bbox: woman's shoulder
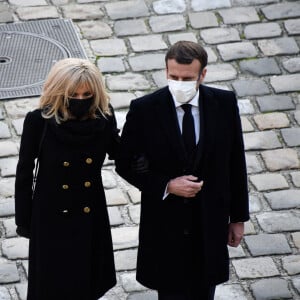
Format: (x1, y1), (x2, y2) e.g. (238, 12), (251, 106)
(24, 109), (45, 127)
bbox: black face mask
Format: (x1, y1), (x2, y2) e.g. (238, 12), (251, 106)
(68, 97), (94, 119)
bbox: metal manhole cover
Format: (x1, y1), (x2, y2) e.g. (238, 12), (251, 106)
(0, 19), (87, 100)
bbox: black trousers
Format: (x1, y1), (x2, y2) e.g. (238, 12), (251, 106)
(158, 286), (216, 300)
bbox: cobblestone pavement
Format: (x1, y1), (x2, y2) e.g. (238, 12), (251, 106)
(0, 0), (300, 299)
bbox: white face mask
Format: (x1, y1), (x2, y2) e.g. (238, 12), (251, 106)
(168, 79), (198, 104)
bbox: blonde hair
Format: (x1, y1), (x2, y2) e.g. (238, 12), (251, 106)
(39, 58), (110, 123)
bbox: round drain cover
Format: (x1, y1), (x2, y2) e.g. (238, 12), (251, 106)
(0, 31), (70, 91)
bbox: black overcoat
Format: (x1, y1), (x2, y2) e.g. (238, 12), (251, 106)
(116, 85), (249, 291)
(15, 109), (118, 300)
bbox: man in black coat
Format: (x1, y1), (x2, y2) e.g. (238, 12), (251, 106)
(116, 41), (249, 300)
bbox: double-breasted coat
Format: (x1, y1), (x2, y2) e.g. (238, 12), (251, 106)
(15, 108), (119, 300)
(116, 85), (249, 292)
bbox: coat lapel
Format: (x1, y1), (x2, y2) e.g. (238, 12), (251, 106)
(154, 88), (186, 167)
(193, 85), (219, 176)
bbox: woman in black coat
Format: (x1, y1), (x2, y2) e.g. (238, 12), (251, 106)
(15, 58), (119, 300)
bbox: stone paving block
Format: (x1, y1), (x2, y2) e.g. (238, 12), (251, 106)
(127, 290), (158, 300)
(244, 220), (256, 235)
(292, 232), (300, 249)
(201, 28), (240, 44)
(239, 58), (281, 76)
(191, 0), (231, 11)
(188, 12), (218, 29)
(271, 74), (300, 93)
(241, 117), (254, 132)
(292, 276), (300, 294)
(108, 206), (124, 226)
(0, 178), (15, 198)
(219, 7), (260, 24)
(114, 20), (148, 36)
(232, 79), (269, 97)
(246, 154), (263, 174)
(106, 73), (151, 91)
(4, 98), (39, 119)
(115, 110), (128, 130)
(105, 0), (149, 20)
(257, 211), (300, 233)
(0, 3), (13, 23)
(251, 278), (292, 300)
(129, 35), (167, 52)
(129, 204), (140, 224)
(205, 64), (237, 83)
(243, 131), (281, 150)
(97, 57), (125, 73)
(2, 237), (29, 259)
(249, 194), (262, 213)
(244, 22), (281, 39)
(129, 54), (165, 71)
(283, 57), (300, 73)
(291, 171), (300, 187)
(22, 260), (28, 276)
(238, 99), (255, 115)
(120, 272), (147, 292)
(258, 37), (299, 56)
(77, 20), (112, 39)
(3, 218), (17, 238)
(15, 283), (27, 300)
(168, 32), (197, 45)
(114, 249), (137, 271)
(232, 257), (279, 279)
(105, 187), (128, 206)
(218, 42), (257, 61)
(0, 261), (19, 283)
(205, 47), (218, 63)
(111, 226), (139, 250)
(295, 111), (300, 125)
(109, 92), (134, 109)
(0, 157), (18, 177)
(281, 128), (300, 147)
(152, 70), (167, 88)
(153, 0), (185, 14)
(250, 173), (288, 191)
(51, 0), (68, 4)
(285, 18), (300, 35)
(8, 0), (47, 5)
(16, 6), (59, 20)
(262, 2), (300, 20)
(90, 39), (127, 56)
(233, 0), (279, 4)
(215, 284), (248, 300)
(127, 187), (141, 204)
(0, 198), (15, 217)
(256, 95), (294, 113)
(63, 4), (105, 21)
(282, 255), (300, 275)
(0, 287), (10, 300)
(11, 118), (23, 136)
(0, 122), (11, 138)
(265, 190), (300, 210)
(253, 112), (289, 130)
(228, 245), (246, 258)
(261, 148), (299, 171)
(149, 15), (186, 33)
(244, 233), (291, 256)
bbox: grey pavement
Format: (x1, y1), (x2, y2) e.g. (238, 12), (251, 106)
(0, 0), (300, 299)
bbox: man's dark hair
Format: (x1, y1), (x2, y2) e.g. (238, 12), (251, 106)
(165, 41), (208, 69)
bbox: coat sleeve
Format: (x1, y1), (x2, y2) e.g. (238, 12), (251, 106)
(115, 100), (170, 200)
(229, 95), (249, 223)
(106, 104), (120, 160)
(15, 111), (44, 238)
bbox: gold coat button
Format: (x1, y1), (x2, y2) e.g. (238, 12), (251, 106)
(63, 161), (70, 167)
(62, 184), (69, 190)
(86, 158), (93, 164)
(83, 206), (91, 213)
(84, 181), (91, 188)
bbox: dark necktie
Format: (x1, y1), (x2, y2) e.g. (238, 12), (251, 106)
(181, 104), (196, 155)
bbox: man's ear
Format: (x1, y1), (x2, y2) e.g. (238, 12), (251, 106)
(199, 67), (207, 83)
